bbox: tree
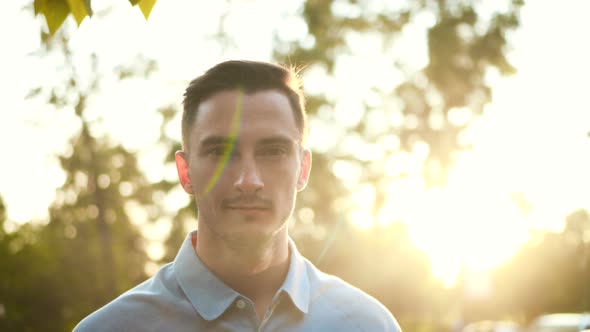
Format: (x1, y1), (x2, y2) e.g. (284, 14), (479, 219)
(0, 198), (64, 331)
(33, 0), (156, 35)
(0, 28), (165, 330)
(491, 209), (590, 322)
(272, 0), (524, 230)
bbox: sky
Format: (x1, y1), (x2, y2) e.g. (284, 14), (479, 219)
(0, 0), (589, 286)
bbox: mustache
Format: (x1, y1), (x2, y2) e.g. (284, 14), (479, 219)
(221, 195), (273, 209)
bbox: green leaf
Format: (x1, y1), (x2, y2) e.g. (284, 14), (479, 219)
(84, 0), (92, 15)
(128, 0), (140, 5)
(40, 0), (71, 35)
(33, 0), (44, 15)
(137, 0), (156, 19)
(66, 0), (90, 26)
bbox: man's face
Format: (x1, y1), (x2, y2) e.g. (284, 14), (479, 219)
(176, 89), (311, 247)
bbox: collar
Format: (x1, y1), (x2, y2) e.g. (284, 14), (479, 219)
(279, 237), (310, 314)
(173, 231), (310, 321)
(174, 231), (240, 321)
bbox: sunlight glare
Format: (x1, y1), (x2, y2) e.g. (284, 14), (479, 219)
(348, 209), (375, 231)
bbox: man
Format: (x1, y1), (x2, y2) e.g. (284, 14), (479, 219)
(74, 60), (401, 331)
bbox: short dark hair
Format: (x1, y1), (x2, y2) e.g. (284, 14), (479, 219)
(182, 60), (307, 151)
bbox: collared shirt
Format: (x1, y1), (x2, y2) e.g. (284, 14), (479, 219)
(74, 231), (401, 331)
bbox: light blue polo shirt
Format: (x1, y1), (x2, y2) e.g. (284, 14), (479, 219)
(74, 231), (401, 331)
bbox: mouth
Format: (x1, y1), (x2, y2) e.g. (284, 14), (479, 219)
(222, 196), (273, 216)
(224, 205), (272, 217)
(226, 206), (270, 211)
(223, 197), (272, 208)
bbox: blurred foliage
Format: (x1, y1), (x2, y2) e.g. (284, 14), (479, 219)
(5, 1), (590, 332)
(0, 27), (160, 330)
(273, 0), (525, 247)
(278, 0), (521, 171)
(486, 209), (590, 323)
(34, 0), (156, 35)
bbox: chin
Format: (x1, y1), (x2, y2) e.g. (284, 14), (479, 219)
(224, 221), (286, 248)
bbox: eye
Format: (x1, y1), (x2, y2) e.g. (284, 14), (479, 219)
(207, 146), (231, 157)
(259, 146), (287, 157)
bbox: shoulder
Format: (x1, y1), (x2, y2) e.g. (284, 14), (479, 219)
(304, 260), (402, 332)
(74, 263), (190, 332)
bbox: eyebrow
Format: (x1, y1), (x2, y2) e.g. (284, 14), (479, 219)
(198, 135), (296, 147)
(256, 136), (295, 146)
(199, 136), (236, 147)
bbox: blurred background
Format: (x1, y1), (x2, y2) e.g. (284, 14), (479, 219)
(1, 0), (589, 331)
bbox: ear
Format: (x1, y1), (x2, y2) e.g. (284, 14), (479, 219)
(296, 149), (312, 191)
(175, 151), (193, 194)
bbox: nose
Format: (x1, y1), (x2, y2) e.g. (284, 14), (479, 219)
(233, 161), (264, 193)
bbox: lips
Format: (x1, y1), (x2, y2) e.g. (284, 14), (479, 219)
(222, 196), (273, 211)
(225, 205), (272, 217)
(222, 199), (272, 217)
(226, 206), (269, 210)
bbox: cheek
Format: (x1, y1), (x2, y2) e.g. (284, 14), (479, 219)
(262, 163), (299, 187)
(277, 186), (298, 219)
(189, 162), (231, 196)
(263, 166), (300, 205)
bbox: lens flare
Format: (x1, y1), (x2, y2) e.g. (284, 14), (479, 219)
(201, 88), (244, 196)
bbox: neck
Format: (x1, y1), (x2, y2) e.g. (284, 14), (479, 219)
(195, 224), (291, 302)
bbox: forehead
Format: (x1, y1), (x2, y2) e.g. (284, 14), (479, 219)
(189, 89), (301, 146)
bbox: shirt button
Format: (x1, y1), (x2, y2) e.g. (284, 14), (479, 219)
(236, 299), (246, 309)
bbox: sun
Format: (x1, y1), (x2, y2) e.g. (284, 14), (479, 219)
(366, 149), (532, 287)
(405, 159), (530, 286)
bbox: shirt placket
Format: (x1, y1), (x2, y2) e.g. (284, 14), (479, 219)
(256, 295), (282, 332)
